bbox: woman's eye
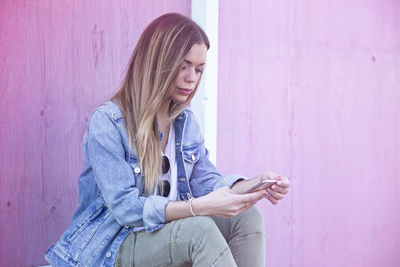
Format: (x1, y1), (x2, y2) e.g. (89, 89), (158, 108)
(195, 69), (203, 74)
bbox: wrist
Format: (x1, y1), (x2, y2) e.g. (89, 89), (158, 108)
(191, 197), (205, 216)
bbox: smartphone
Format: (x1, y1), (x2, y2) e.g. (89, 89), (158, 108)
(244, 179), (278, 194)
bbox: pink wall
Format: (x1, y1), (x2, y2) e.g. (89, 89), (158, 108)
(218, 0), (400, 266)
(2, 1), (399, 266)
(0, 1), (190, 266)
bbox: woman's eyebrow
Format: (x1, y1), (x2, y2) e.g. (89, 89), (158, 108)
(183, 59), (205, 66)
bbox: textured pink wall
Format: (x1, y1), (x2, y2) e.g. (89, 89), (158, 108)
(0, 1), (190, 266)
(218, 0), (400, 266)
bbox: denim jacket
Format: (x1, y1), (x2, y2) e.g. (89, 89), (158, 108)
(45, 101), (247, 267)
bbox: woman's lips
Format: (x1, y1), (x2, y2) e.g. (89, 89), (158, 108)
(178, 88), (193, 95)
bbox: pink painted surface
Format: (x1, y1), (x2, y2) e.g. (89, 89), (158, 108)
(0, 1), (190, 266)
(218, 0), (400, 266)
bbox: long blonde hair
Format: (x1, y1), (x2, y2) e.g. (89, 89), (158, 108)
(112, 13), (210, 195)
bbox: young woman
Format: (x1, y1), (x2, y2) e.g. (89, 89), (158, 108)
(45, 13), (290, 267)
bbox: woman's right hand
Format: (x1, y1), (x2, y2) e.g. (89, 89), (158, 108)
(192, 187), (265, 218)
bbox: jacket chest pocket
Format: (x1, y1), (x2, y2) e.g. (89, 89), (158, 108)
(183, 145), (200, 178)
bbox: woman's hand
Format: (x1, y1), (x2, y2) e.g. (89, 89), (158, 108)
(192, 187), (264, 218)
(258, 171), (291, 205)
(165, 172), (289, 222)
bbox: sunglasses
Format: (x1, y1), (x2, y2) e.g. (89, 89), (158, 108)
(158, 156), (170, 197)
(162, 155), (170, 174)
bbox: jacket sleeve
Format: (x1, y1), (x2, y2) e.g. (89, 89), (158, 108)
(189, 137), (249, 198)
(86, 109), (168, 232)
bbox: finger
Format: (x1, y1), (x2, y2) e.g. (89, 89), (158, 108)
(241, 201), (249, 211)
(231, 201), (250, 217)
(269, 171), (279, 177)
(238, 199), (248, 209)
(242, 196), (261, 212)
(265, 171), (279, 179)
(259, 171), (277, 180)
(245, 197), (260, 209)
(264, 191), (278, 205)
(232, 192), (263, 214)
(266, 188), (284, 200)
(270, 184), (288, 194)
(238, 190), (264, 203)
(276, 178), (291, 188)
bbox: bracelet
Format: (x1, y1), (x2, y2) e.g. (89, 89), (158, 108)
(187, 193), (197, 217)
(188, 198), (197, 216)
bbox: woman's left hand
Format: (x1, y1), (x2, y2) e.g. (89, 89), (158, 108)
(260, 172), (290, 205)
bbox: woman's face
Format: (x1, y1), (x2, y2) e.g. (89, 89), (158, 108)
(169, 43), (207, 103)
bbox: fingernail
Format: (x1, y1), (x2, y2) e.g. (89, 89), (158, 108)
(272, 185), (276, 190)
(277, 181), (282, 185)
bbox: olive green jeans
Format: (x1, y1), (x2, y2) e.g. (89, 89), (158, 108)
(114, 206), (265, 267)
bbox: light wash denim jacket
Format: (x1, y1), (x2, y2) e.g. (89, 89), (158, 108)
(45, 101), (246, 267)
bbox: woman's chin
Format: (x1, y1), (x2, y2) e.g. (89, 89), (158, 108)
(173, 95), (190, 104)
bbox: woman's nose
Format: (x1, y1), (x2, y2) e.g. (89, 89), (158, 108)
(184, 68), (196, 83)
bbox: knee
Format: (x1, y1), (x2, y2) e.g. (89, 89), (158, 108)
(236, 206), (265, 234)
(174, 217), (233, 266)
(188, 216), (220, 235)
(180, 216), (223, 243)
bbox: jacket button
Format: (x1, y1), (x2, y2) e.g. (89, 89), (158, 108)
(134, 167), (140, 174)
(191, 154), (195, 161)
(179, 177), (186, 182)
(106, 251), (112, 258)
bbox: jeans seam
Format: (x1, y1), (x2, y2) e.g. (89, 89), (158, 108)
(233, 232), (265, 242)
(209, 246), (232, 267)
(168, 240), (230, 267)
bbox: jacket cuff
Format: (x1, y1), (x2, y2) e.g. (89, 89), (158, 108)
(142, 195), (170, 232)
(213, 174), (249, 190)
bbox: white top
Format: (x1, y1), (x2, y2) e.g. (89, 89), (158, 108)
(159, 122), (178, 201)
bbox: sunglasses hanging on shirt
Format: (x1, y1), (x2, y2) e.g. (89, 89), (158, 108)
(158, 155), (171, 197)
(162, 155), (170, 174)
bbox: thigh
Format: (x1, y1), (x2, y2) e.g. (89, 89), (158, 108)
(210, 206), (265, 242)
(134, 221), (180, 267)
(114, 231), (136, 267)
(119, 216), (234, 267)
(114, 221), (178, 267)
(210, 206), (266, 267)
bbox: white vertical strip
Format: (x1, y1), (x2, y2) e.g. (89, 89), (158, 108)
(191, 0), (218, 165)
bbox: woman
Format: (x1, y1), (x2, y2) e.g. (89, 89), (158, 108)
(45, 13), (290, 267)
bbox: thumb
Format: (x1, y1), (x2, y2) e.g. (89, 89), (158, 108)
(239, 190), (264, 203)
